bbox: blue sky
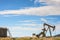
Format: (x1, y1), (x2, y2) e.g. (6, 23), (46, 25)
(0, 0), (60, 37)
(0, 0), (41, 10)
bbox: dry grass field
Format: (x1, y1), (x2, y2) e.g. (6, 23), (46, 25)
(0, 37), (60, 40)
(15, 37), (60, 40)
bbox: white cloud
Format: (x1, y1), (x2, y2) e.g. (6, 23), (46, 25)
(40, 0), (60, 3)
(0, 6), (60, 16)
(18, 20), (39, 24)
(34, 0), (46, 3)
(18, 20), (34, 23)
(8, 26), (42, 37)
(36, 0), (60, 6)
(0, 0), (60, 16)
(15, 23), (42, 27)
(8, 27), (41, 31)
(2, 14), (20, 17)
(40, 18), (48, 23)
(55, 22), (60, 31)
(52, 22), (60, 35)
(32, 0), (60, 16)
(34, 0), (39, 4)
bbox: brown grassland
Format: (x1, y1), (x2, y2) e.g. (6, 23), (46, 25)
(0, 37), (60, 40)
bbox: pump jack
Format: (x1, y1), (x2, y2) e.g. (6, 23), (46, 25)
(43, 23), (55, 37)
(32, 23), (55, 38)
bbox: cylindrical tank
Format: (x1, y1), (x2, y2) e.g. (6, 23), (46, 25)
(0, 28), (7, 37)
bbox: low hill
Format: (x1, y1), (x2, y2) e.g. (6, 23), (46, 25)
(54, 34), (60, 37)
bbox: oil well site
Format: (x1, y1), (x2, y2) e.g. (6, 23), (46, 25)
(0, 0), (60, 40)
(0, 23), (60, 40)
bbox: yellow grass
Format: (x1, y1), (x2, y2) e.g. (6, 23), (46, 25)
(0, 37), (13, 40)
(0, 37), (60, 40)
(15, 37), (60, 40)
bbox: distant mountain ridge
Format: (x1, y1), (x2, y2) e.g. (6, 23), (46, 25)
(54, 34), (60, 37)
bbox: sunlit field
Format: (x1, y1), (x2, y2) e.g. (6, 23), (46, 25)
(0, 37), (60, 40)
